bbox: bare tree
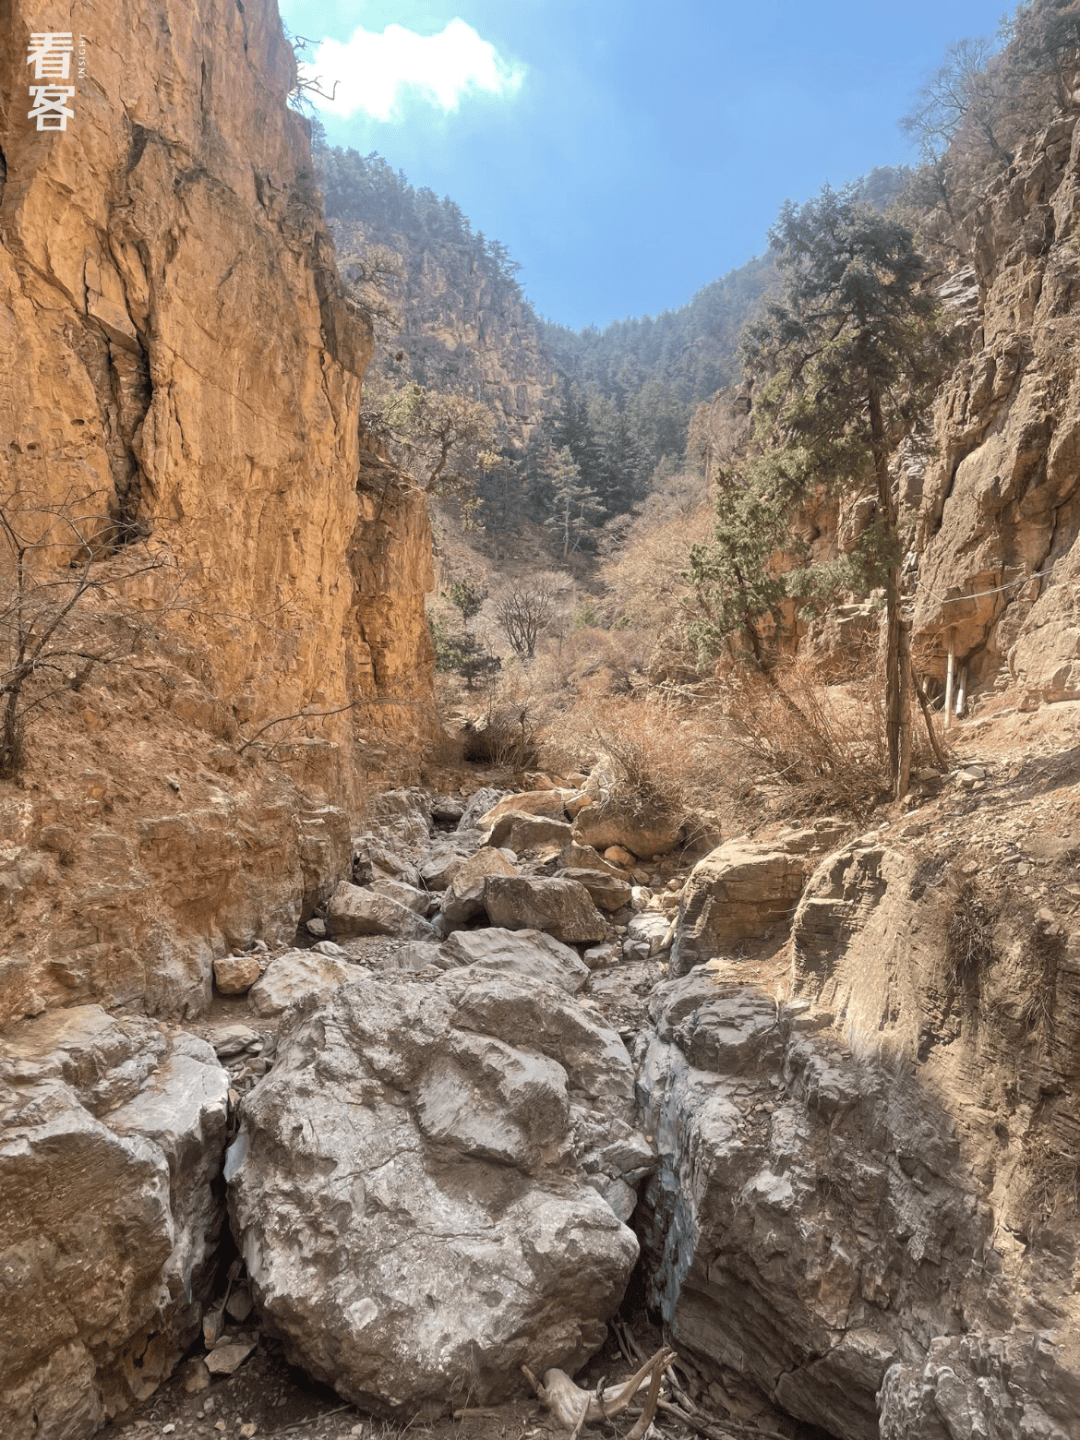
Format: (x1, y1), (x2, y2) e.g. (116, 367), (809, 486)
(0, 492), (175, 777)
(900, 36), (1007, 160)
(495, 587), (554, 664)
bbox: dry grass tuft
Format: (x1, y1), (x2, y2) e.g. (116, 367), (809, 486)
(944, 877), (998, 997)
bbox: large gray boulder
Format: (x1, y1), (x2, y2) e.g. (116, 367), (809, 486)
(561, 867), (633, 912)
(227, 971), (643, 1417)
(247, 948), (360, 1017)
(440, 847), (517, 927)
(326, 881), (434, 939)
(0, 1006), (228, 1439)
(479, 790), (571, 829)
(486, 811), (574, 852)
(439, 926), (590, 992)
(571, 798), (681, 859)
(483, 875), (608, 944)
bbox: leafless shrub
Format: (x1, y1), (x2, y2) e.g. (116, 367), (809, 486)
(0, 491), (176, 778)
(707, 656), (893, 818)
(495, 586), (553, 664)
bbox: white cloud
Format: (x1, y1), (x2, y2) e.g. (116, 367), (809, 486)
(305, 19), (525, 122)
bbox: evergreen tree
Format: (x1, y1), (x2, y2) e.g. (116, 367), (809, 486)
(543, 447), (604, 561)
(696, 184), (951, 797)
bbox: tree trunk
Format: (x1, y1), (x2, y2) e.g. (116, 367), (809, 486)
(867, 385), (908, 799)
(898, 619), (913, 799)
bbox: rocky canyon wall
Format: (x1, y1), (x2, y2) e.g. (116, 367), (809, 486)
(0, 0), (435, 1025)
(913, 112), (1080, 702)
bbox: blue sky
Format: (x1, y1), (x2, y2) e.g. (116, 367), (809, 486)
(278, 0), (1007, 329)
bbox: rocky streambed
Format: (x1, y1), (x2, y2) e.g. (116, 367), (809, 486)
(3, 774), (1078, 1440)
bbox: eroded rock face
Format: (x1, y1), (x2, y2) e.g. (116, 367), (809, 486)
(913, 113), (1080, 700)
(228, 970), (644, 1416)
(0, 1006), (229, 1437)
(671, 838), (813, 974)
(879, 1333), (1079, 1440)
(0, 0), (434, 1024)
(636, 975), (997, 1440)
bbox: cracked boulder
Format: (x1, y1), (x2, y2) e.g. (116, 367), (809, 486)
(0, 1006), (229, 1439)
(227, 968), (644, 1416)
(482, 875), (608, 944)
(636, 975), (996, 1440)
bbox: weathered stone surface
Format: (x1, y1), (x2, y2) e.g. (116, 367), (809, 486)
(560, 867), (634, 912)
(572, 800), (681, 859)
(637, 976), (995, 1440)
(911, 114), (1080, 701)
(326, 881), (434, 939)
(483, 875), (608, 944)
(0, 0), (437, 1026)
(671, 839), (811, 974)
(370, 876), (432, 915)
(227, 972), (641, 1415)
(479, 790), (571, 829)
(458, 788), (507, 831)
(213, 953), (266, 995)
(486, 811), (574, 852)
(247, 949), (358, 1017)
(0, 1006), (228, 1437)
(441, 847), (518, 927)
(879, 1333), (1079, 1440)
(439, 927), (590, 992)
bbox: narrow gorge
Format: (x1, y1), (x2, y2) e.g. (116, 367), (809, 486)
(3, 4), (1080, 1440)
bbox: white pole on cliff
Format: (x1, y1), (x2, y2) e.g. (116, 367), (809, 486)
(944, 647), (956, 729)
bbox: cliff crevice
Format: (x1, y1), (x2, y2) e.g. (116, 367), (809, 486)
(0, 0), (435, 1025)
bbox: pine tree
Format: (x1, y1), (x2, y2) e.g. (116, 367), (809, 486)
(543, 447), (604, 562)
(697, 184), (952, 797)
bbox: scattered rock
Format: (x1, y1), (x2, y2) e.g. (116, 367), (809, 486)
(213, 954), (265, 996)
(247, 950), (359, 1018)
(483, 875), (608, 944)
(440, 927), (590, 992)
